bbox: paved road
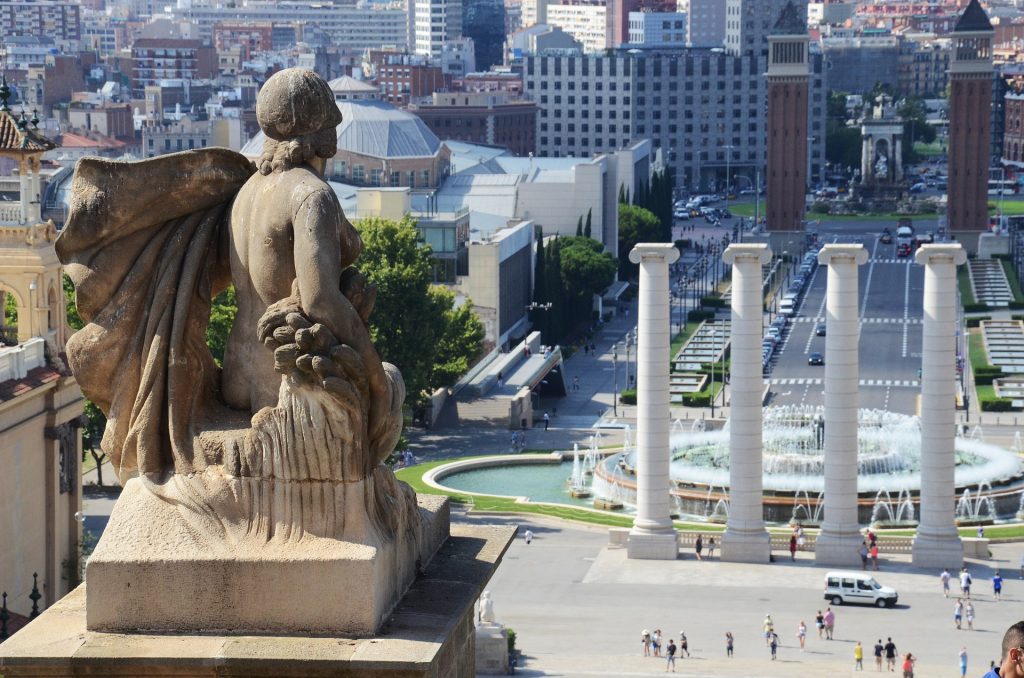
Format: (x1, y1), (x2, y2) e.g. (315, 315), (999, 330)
(478, 510), (1024, 677)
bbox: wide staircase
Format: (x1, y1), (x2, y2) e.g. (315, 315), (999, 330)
(968, 259), (1013, 307)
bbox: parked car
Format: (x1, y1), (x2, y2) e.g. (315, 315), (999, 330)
(880, 229), (893, 244)
(808, 352), (824, 365)
(824, 572), (898, 608)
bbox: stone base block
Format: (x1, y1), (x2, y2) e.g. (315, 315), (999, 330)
(720, 529), (771, 563)
(814, 531), (864, 567)
(475, 624), (509, 675)
(627, 530), (679, 560)
(85, 479), (451, 636)
(0, 523), (516, 678)
(912, 534), (964, 570)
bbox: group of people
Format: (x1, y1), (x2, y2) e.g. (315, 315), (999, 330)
(640, 629), (690, 672)
(857, 528), (882, 570)
(692, 534), (715, 560)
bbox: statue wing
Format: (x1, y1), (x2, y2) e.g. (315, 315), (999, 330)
(57, 148), (255, 482)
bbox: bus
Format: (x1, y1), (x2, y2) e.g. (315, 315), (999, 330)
(988, 179), (1017, 196)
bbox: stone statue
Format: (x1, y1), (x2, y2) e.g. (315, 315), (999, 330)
(55, 69), (442, 634)
(874, 152), (888, 179)
(479, 590), (496, 624)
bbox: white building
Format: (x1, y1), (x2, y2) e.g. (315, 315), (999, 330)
(440, 37), (477, 77)
(629, 11), (688, 47)
(546, 3), (607, 53)
(412, 0), (464, 58)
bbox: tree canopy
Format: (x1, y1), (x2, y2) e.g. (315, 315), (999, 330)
(618, 203), (663, 278)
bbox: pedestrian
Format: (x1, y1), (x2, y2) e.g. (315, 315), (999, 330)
(855, 641), (864, 671)
(770, 631), (779, 660)
(653, 629), (662, 657)
(797, 620), (807, 651)
(763, 614), (774, 646)
(868, 529), (878, 548)
(572, 375), (580, 392)
(859, 541), (869, 570)
(960, 568), (973, 598)
(665, 639), (677, 672)
(958, 646), (968, 678)
(497, 371), (504, 389)
(884, 637), (898, 671)
(789, 534), (797, 561)
(815, 610), (825, 638)
(1020, 552), (1024, 580)
(524, 529), (533, 545)
(965, 601), (975, 631)
(824, 607), (835, 640)
(725, 631), (734, 657)
(993, 570), (1003, 601)
(679, 631), (690, 658)
(954, 598), (964, 629)
(870, 543), (880, 570)
(983, 621), (1024, 678)
(941, 568), (952, 598)
(694, 534), (703, 561)
(707, 536), (716, 559)
(978, 525), (985, 538)
(901, 652), (915, 678)
(874, 639), (885, 671)
(642, 629), (651, 657)
(796, 524), (806, 550)
(543, 411), (550, 431)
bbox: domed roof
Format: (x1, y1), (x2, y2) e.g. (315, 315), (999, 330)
(240, 98), (441, 160)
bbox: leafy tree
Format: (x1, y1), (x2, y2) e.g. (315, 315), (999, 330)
(826, 91), (862, 171)
(560, 236), (616, 300)
(584, 208), (593, 239)
(206, 286), (237, 367)
(65, 275), (109, 484)
(354, 215), (484, 404)
(575, 215), (583, 236)
(64, 274), (82, 331)
(618, 203), (663, 278)
(899, 96), (936, 164)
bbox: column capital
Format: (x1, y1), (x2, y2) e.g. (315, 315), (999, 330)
(817, 243), (868, 266)
(629, 242), (680, 265)
(915, 243), (967, 266)
(722, 243), (772, 266)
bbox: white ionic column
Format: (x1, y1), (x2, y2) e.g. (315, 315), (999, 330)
(30, 158), (41, 222)
(18, 158), (29, 224)
(912, 244), (967, 568)
(815, 244), (868, 566)
(861, 135), (872, 181)
(626, 242), (680, 560)
(720, 244), (772, 563)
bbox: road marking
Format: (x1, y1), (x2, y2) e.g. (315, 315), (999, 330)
(860, 236), (880, 317)
(902, 261), (911, 358)
(769, 378), (920, 387)
(884, 385), (891, 409)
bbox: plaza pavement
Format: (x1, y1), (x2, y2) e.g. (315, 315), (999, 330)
(468, 508), (1024, 678)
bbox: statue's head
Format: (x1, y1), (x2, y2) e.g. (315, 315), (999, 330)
(256, 68), (342, 176)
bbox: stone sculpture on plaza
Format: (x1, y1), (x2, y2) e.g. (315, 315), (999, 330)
(56, 68), (446, 635)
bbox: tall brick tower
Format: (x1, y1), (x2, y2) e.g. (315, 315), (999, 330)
(947, 0), (993, 252)
(765, 1), (809, 242)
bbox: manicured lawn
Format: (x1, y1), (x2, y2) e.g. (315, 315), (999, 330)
(730, 201), (763, 218)
(669, 321), (700, 360)
(968, 330), (988, 371)
(1000, 259), (1024, 303)
(994, 199), (1024, 216)
(958, 265), (976, 306)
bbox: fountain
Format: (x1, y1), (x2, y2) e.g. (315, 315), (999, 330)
(1014, 431), (1023, 455)
(568, 443), (592, 498)
(1018, 490), (1024, 521)
(870, 489), (917, 528)
(791, 490), (824, 527)
(955, 483), (998, 525)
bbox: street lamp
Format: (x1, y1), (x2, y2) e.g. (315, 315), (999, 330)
(612, 346), (619, 417)
(723, 144), (734, 216)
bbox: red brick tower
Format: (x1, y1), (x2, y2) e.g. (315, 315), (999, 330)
(766, 1), (809, 236)
(947, 0), (993, 251)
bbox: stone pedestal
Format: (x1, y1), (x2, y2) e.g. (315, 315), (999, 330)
(815, 244), (868, 566)
(475, 624), (509, 675)
(720, 243), (772, 563)
(912, 244), (967, 569)
(0, 522), (516, 678)
(626, 243), (680, 561)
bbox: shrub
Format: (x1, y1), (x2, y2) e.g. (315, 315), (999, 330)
(963, 303), (991, 314)
(688, 309), (715, 322)
(966, 316), (992, 328)
(1008, 301), (1024, 310)
(674, 239), (692, 250)
(980, 397), (1016, 412)
(810, 201), (831, 214)
(682, 392), (712, 407)
(507, 628), (517, 654)
(701, 296), (727, 308)
(619, 389), (637, 405)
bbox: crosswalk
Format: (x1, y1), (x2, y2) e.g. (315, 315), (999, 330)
(768, 378), (920, 387)
(869, 258), (913, 264)
(790, 317), (921, 325)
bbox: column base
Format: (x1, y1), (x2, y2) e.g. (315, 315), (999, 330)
(720, 528), (771, 563)
(627, 529), (679, 560)
(814, 530), (864, 567)
(912, 533), (963, 570)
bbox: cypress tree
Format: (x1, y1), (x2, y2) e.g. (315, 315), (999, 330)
(584, 208), (593, 239)
(576, 215), (583, 236)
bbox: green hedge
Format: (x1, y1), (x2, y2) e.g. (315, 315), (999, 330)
(619, 389), (637, 405)
(980, 397), (1016, 412)
(1010, 302), (1024, 310)
(701, 296), (727, 308)
(963, 303), (992, 313)
(688, 309), (716, 322)
(682, 392), (712, 407)
(966, 316), (992, 328)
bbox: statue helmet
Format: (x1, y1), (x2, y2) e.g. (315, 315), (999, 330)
(256, 68), (343, 141)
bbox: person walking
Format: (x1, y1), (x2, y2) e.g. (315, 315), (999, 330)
(642, 629), (651, 657)
(694, 534), (703, 561)
(1020, 552), (1024, 580)
(679, 632), (690, 658)
(797, 620), (807, 651)
(870, 543), (880, 570)
(983, 621), (1024, 678)
(874, 639), (885, 671)
(854, 641), (864, 671)
(543, 411), (550, 431)
(965, 600), (975, 631)
(993, 570), (1003, 601)
(665, 639), (677, 672)
(725, 631), (734, 657)
(769, 631), (780, 660)
(816, 610), (825, 639)
(763, 614), (774, 646)
(960, 567), (972, 598)
(958, 646), (968, 678)
(524, 529), (533, 544)
(652, 629), (662, 657)
(954, 599), (964, 629)
(901, 652), (915, 678)
(859, 541), (869, 570)
(884, 637), (898, 672)
(941, 568), (952, 598)
(824, 607), (836, 640)
(707, 536), (716, 559)
(789, 534), (797, 561)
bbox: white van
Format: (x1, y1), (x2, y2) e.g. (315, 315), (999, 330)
(778, 298), (795, 316)
(824, 571), (898, 608)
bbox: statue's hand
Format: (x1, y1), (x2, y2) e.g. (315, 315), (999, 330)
(339, 267), (376, 324)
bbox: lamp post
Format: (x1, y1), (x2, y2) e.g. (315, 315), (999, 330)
(612, 345), (619, 417)
(723, 144), (734, 215)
